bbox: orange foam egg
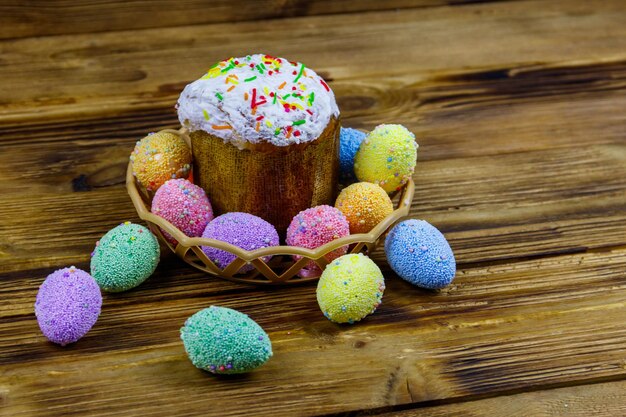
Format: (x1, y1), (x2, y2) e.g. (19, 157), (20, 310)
(130, 131), (192, 191)
(335, 182), (393, 234)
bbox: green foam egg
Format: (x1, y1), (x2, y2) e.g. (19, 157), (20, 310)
(90, 222), (160, 292)
(180, 306), (273, 374)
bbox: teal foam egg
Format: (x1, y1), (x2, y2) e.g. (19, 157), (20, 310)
(90, 222), (160, 292)
(180, 306), (273, 374)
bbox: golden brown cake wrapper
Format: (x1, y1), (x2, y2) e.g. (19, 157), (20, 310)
(191, 117), (340, 236)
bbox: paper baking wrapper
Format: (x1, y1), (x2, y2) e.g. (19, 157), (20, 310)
(191, 117), (340, 235)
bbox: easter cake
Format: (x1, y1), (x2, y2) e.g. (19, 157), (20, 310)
(126, 53), (420, 283)
(177, 54), (340, 234)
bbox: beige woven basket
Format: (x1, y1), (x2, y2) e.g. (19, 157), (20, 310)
(127, 128), (415, 285)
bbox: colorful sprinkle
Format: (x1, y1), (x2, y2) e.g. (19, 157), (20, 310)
(293, 63), (305, 83)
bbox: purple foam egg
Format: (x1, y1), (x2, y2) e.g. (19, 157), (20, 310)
(201, 212), (279, 273)
(35, 266), (102, 346)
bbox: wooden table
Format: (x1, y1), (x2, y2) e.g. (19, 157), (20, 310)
(2, 1), (626, 416)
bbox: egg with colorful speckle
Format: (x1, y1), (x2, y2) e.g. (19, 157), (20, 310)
(354, 124), (418, 193)
(335, 182), (394, 234)
(286, 205), (350, 277)
(201, 212), (279, 273)
(180, 306), (272, 374)
(130, 131), (192, 191)
(385, 219), (456, 289)
(90, 222), (160, 292)
(339, 127), (366, 183)
(152, 179), (213, 245)
(316, 253), (385, 324)
(35, 267), (102, 346)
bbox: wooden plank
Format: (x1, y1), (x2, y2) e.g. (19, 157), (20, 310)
(377, 380), (626, 416)
(1, 0), (625, 122)
(0, 0), (441, 40)
(2, 248), (626, 416)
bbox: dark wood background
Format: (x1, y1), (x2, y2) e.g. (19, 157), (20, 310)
(1, 1), (625, 416)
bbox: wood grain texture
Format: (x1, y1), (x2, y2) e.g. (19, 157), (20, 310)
(1, 0), (625, 122)
(1, 0), (626, 416)
(378, 380), (626, 416)
(0, 0), (460, 40)
(2, 248), (626, 416)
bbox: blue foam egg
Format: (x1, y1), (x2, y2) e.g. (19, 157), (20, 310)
(339, 127), (366, 182)
(384, 219), (456, 289)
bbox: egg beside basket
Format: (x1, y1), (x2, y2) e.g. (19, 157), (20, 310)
(127, 127), (415, 285)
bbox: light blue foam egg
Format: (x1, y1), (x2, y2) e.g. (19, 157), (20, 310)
(384, 219), (456, 289)
(339, 127), (366, 183)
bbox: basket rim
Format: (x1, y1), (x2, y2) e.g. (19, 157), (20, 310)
(126, 129), (415, 263)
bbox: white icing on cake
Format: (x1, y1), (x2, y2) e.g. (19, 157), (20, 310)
(177, 54), (340, 148)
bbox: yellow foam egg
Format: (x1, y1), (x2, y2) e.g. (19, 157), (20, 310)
(335, 182), (393, 234)
(316, 253), (385, 324)
(130, 131), (192, 191)
(354, 124), (418, 193)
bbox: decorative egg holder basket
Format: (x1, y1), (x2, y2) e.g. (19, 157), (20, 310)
(127, 127), (415, 285)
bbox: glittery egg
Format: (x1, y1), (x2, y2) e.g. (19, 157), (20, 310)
(339, 127), (366, 182)
(316, 253), (385, 324)
(335, 182), (394, 234)
(90, 222), (160, 292)
(130, 131), (192, 192)
(152, 179), (213, 245)
(180, 306), (272, 374)
(354, 124), (418, 193)
(201, 212), (279, 273)
(385, 219), (456, 289)
(286, 205), (350, 276)
(35, 267), (102, 346)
